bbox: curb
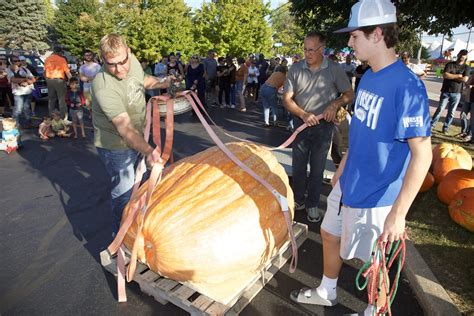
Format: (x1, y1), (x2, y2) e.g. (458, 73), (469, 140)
(403, 240), (461, 316)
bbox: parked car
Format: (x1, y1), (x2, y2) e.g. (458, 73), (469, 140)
(21, 54), (48, 102)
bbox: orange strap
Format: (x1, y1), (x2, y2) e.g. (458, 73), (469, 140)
(108, 94), (175, 302)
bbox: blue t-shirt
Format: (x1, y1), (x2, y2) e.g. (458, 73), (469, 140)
(340, 60), (431, 208)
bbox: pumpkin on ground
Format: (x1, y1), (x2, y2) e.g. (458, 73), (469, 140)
(448, 187), (474, 232)
(419, 172), (435, 193)
(433, 157), (463, 184)
(437, 169), (474, 204)
(432, 143), (473, 171)
(121, 142), (294, 303)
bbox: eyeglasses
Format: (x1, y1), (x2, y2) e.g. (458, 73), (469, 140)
(103, 52), (129, 68)
(12, 60), (21, 63)
(303, 43), (325, 54)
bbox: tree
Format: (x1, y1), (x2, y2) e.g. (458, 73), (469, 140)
(97, 0), (195, 62)
(0, 0), (49, 51)
(51, 0), (194, 61)
(289, 0), (474, 50)
(270, 2), (304, 57)
(192, 0), (273, 57)
(53, 0), (101, 57)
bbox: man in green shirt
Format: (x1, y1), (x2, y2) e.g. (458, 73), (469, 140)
(92, 33), (170, 235)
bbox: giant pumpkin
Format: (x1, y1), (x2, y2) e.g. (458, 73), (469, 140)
(432, 143), (472, 171)
(437, 169), (474, 204)
(121, 142), (294, 303)
(448, 187), (474, 232)
(433, 157), (463, 184)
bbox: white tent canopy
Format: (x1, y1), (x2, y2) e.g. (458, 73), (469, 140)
(444, 38), (474, 61)
(422, 38), (474, 60)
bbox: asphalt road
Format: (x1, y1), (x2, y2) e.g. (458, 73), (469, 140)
(0, 88), (430, 315)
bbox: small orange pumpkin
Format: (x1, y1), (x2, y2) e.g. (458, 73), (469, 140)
(437, 169), (474, 204)
(419, 172), (434, 193)
(448, 187), (474, 232)
(432, 143), (472, 171)
(433, 157), (463, 184)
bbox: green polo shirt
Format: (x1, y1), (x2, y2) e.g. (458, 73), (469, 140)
(284, 57), (351, 115)
(92, 54), (146, 150)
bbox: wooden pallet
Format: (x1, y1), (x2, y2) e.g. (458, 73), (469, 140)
(100, 221), (308, 315)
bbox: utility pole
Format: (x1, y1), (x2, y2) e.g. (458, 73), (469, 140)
(467, 28), (472, 50)
(439, 35), (445, 59)
(417, 31), (422, 63)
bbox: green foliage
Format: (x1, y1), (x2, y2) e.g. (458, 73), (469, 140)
(289, 0), (474, 51)
(53, 0), (101, 57)
(421, 46), (430, 60)
(98, 0), (195, 62)
(270, 3), (304, 57)
(52, 0), (194, 62)
(43, 0), (55, 26)
(192, 0), (273, 58)
(0, 0), (49, 51)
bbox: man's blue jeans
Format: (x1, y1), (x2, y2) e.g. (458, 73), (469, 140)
(260, 84), (278, 124)
(460, 101), (474, 136)
(97, 147), (139, 235)
(13, 93), (32, 126)
(292, 119), (333, 209)
(431, 92), (461, 131)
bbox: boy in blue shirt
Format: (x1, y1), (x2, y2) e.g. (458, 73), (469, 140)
(290, 1), (433, 315)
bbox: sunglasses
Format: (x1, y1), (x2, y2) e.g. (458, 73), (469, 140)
(12, 60), (21, 63)
(103, 52), (129, 68)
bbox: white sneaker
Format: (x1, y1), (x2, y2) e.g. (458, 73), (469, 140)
(231, 104), (236, 109)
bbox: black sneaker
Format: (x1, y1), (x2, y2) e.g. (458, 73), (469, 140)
(307, 207), (322, 223)
(294, 202), (305, 211)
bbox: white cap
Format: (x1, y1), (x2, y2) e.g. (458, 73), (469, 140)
(19, 56), (26, 61)
(334, 0), (397, 33)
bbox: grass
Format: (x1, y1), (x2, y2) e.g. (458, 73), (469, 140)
(406, 123), (474, 315)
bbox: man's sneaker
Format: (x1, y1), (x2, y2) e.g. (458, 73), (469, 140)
(230, 104), (236, 109)
(455, 132), (468, 138)
(307, 207), (322, 223)
(294, 202), (305, 211)
(462, 135), (472, 142)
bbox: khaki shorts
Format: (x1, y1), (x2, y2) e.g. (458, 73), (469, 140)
(321, 181), (392, 261)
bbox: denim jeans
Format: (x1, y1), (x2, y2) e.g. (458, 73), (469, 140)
(292, 119), (333, 209)
(460, 101), (474, 135)
(260, 84), (278, 124)
(13, 93), (32, 126)
(431, 92), (461, 130)
(230, 83), (236, 106)
(97, 147), (139, 235)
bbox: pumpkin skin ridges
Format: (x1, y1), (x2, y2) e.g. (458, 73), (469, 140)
(448, 187), (474, 232)
(432, 143), (473, 171)
(122, 142), (294, 283)
(437, 169), (474, 205)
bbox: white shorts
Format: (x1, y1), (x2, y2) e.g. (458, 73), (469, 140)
(321, 182), (392, 262)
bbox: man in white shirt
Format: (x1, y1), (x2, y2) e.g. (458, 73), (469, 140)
(79, 49), (101, 112)
(6, 57), (35, 127)
(401, 52), (425, 79)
